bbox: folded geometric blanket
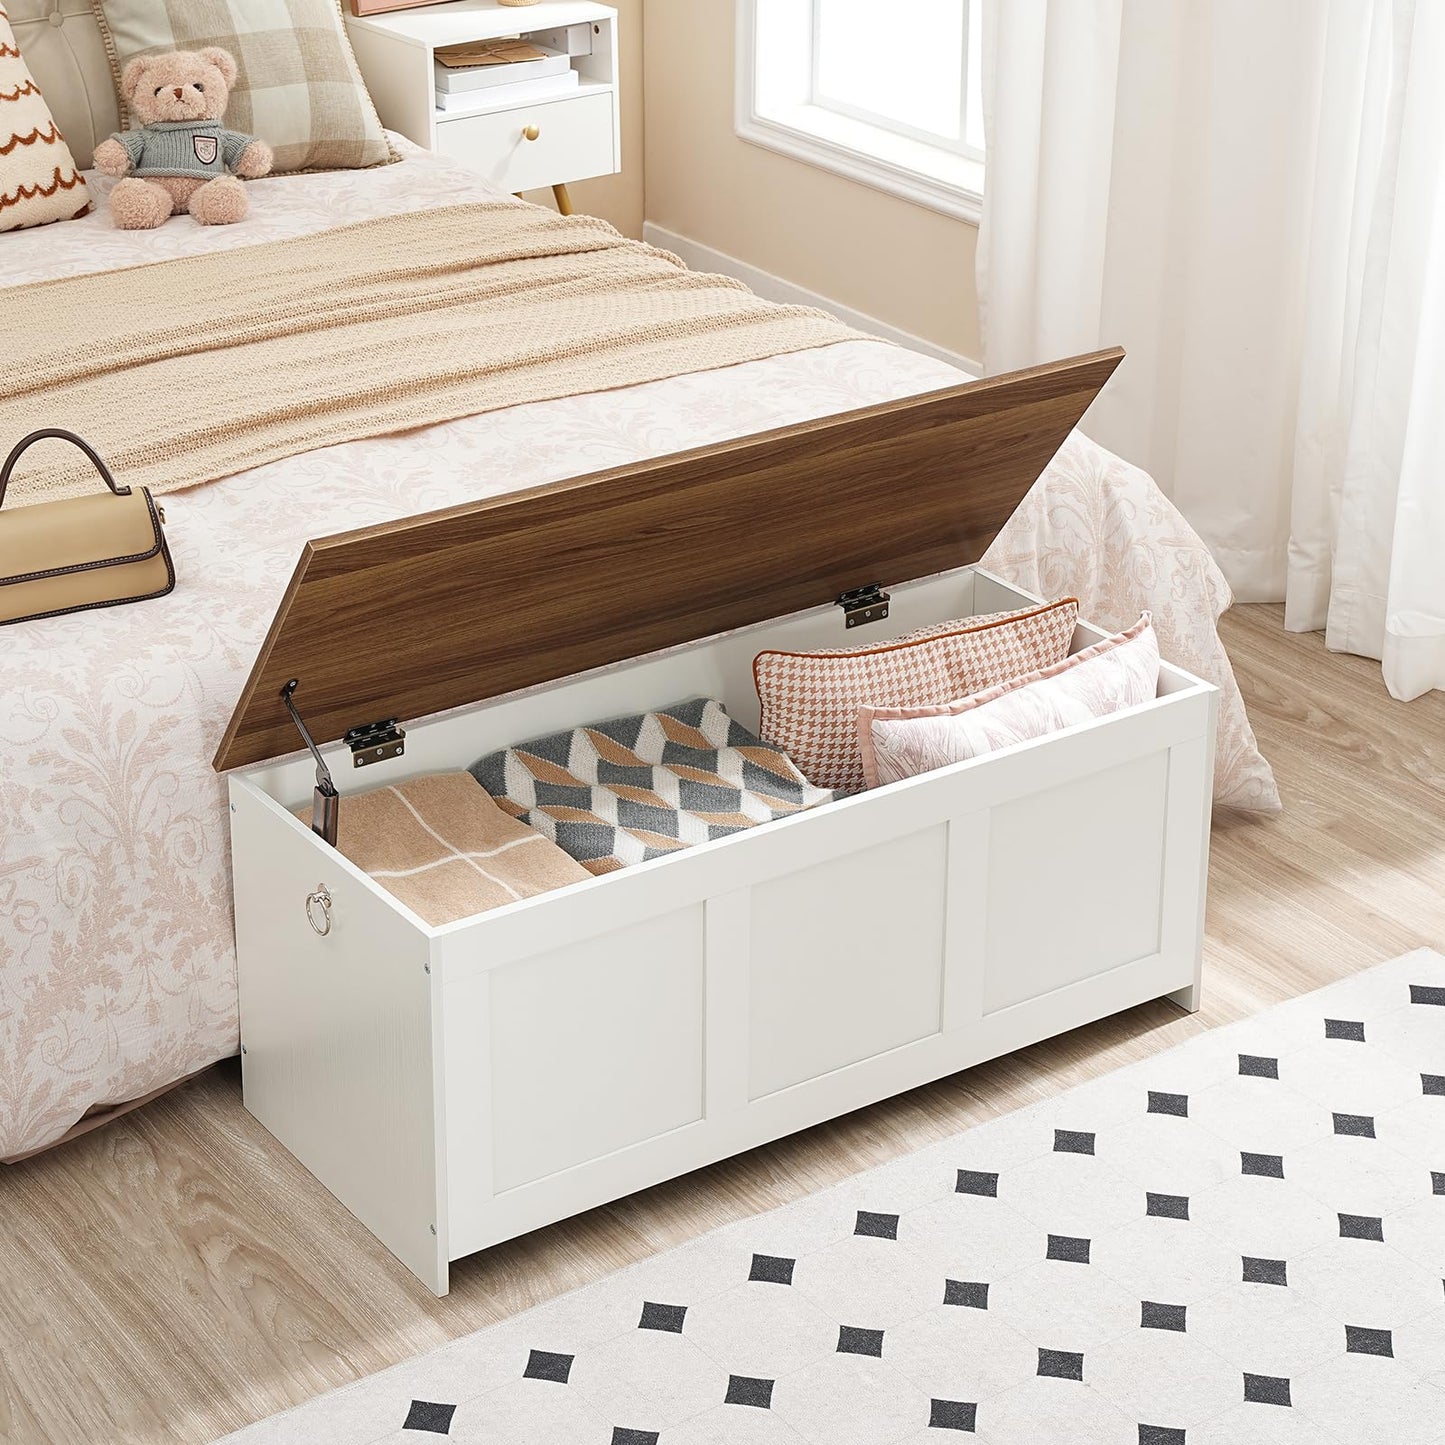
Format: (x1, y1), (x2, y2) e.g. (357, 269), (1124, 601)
(470, 698), (835, 875)
(299, 771), (590, 926)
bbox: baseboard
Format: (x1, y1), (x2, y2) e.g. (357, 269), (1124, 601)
(642, 223), (981, 376)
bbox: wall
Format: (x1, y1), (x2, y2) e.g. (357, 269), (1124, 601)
(641, 0), (981, 366)
(548, 0), (644, 233)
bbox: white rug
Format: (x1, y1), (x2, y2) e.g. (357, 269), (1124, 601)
(224, 950), (1445, 1445)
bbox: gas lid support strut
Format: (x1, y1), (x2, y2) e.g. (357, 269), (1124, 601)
(281, 679), (340, 847)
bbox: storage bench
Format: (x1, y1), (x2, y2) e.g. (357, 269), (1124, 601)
(219, 350), (1217, 1294)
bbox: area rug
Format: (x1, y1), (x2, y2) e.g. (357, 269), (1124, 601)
(224, 951), (1445, 1444)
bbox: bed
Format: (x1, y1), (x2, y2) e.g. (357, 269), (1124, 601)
(0, 127), (1277, 1162)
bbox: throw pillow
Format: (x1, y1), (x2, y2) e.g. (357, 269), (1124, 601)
(90, 0), (394, 172)
(754, 598), (1080, 793)
(858, 613), (1161, 788)
(0, 3), (89, 231)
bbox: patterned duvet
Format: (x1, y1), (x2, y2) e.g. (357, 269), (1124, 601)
(0, 139), (1275, 1159)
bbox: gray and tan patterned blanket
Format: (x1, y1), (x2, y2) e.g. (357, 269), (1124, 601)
(470, 698), (834, 875)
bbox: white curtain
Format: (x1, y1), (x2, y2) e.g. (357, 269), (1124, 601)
(978, 0), (1445, 699)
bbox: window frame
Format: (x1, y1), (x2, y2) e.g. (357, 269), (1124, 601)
(735, 0), (984, 224)
(808, 0), (982, 164)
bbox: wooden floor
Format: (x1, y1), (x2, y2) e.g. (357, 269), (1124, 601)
(2, 605), (1443, 1445)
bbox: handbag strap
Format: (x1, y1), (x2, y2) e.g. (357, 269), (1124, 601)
(0, 429), (132, 510)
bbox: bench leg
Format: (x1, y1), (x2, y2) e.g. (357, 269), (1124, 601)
(1167, 980), (1202, 1013)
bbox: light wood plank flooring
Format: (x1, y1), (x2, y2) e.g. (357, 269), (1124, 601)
(2, 605), (1442, 1445)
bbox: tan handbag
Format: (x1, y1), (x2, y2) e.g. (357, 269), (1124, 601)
(0, 429), (174, 627)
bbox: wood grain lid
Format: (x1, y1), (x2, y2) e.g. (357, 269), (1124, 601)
(214, 347), (1123, 771)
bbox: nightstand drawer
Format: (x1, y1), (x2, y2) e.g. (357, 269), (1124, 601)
(436, 92), (615, 193)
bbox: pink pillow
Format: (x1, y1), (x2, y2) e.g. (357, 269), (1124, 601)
(754, 598), (1080, 792)
(858, 614), (1160, 788)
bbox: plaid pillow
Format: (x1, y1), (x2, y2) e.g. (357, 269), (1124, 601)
(90, 0), (394, 172)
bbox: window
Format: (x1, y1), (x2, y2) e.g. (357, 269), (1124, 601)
(737, 0), (984, 221)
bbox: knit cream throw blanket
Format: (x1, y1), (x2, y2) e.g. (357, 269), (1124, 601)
(3, 202), (860, 505)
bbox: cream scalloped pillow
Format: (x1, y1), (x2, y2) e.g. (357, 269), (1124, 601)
(859, 614), (1161, 788)
(0, 4), (90, 231)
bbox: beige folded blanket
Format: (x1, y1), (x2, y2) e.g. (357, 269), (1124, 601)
(3, 201), (859, 505)
(301, 771), (590, 926)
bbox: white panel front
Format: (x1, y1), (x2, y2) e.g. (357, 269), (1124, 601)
(487, 905), (706, 1192)
(747, 826), (947, 1099)
(982, 752), (1168, 1014)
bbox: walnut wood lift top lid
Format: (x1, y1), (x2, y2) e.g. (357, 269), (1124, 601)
(215, 347), (1123, 771)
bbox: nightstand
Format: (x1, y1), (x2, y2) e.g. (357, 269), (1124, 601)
(345, 0), (621, 216)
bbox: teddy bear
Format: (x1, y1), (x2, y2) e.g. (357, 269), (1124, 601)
(92, 47), (272, 229)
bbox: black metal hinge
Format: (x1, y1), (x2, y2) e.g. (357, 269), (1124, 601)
(835, 582), (891, 629)
(344, 718), (406, 768)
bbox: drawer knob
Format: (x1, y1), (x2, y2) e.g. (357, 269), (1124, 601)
(306, 885), (333, 937)
(522, 124), (540, 142)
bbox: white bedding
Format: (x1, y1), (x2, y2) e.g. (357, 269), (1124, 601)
(0, 139), (1275, 1160)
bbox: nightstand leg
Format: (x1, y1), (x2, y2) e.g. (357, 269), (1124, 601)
(552, 183), (574, 217)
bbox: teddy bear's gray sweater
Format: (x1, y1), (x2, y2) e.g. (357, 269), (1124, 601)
(118, 120), (256, 180)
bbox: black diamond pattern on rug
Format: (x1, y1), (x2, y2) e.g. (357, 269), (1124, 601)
(1046, 1234), (1091, 1263)
(1333, 1112), (1375, 1137)
(1243, 1373), (1292, 1406)
(402, 1400), (456, 1434)
(1140, 1301), (1187, 1332)
(928, 1398), (978, 1431)
(836, 1325), (884, 1356)
(1146, 1192), (1189, 1219)
(523, 1350), (574, 1384)
(1242, 1256), (1288, 1286)
(247, 952), (1445, 1445)
(1238, 1054), (1279, 1078)
(1339, 1212), (1385, 1241)
(943, 1279), (989, 1309)
(1345, 1325), (1393, 1356)
(854, 1210), (899, 1239)
(638, 1301), (686, 1333)
(1241, 1152), (1285, 1177)
(956, 1169), (999, 1196)
(724, 1375), (773, 1408)
(1037, 1348), (1084, 1381)
(749, 1253), (795, 1285)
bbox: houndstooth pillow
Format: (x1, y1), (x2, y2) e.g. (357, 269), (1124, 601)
(754, 599), (1080, 793)
(91, 0), (394, 172)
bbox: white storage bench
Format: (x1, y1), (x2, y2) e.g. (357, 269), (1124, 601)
(218, 350), (1217, 1294)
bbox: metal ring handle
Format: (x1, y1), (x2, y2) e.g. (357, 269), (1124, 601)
(306, 885), (332, 937)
